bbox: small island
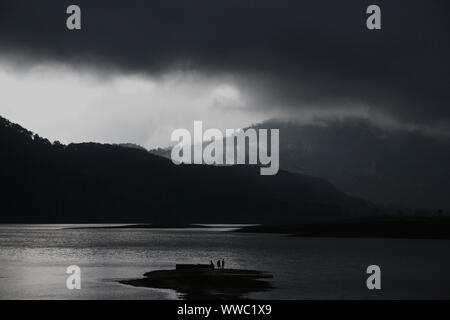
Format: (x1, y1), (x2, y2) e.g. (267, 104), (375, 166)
(119, 266), (273, 299)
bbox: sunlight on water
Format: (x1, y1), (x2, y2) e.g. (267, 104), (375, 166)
(0, 225), (449, 299)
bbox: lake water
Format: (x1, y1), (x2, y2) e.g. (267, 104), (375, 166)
(0, 224), (449, 299)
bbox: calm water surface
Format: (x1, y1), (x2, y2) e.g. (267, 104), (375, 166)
(0, 224), (449, 299)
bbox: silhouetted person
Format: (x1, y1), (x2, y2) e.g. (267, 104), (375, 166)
(210, 260), (214, 268)
(222, 259), (225, 269)
(217, 260), (221, 269)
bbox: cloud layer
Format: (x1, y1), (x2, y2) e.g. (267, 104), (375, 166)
(0, 0), (449, 140)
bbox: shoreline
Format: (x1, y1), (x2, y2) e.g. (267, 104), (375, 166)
(63, 223), (214, 230)
(235, 216), (450, 239)
(58, 216), (450, 239)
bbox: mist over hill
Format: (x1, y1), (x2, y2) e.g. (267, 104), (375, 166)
(253, 118), (450, 212)
(0, 116), (377, 223)
(150, 118), (450, 213)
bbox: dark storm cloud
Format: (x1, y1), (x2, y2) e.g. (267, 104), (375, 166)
(0, 0), (449, 129)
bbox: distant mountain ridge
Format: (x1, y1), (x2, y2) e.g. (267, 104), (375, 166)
(149, 118), (450, 213)
(0, 115), (377, 223)
(253, 118), (450, 212)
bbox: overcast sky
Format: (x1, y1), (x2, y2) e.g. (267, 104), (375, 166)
(0, 0), (448, 148)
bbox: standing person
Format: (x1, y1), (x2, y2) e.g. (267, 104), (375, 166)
(210, 260), (214, 268)
(222, 259), (225, 269)
(217, 260), (221, 269)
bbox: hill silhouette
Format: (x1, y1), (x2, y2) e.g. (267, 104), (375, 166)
(151, 119), (450, 213)
(251, 119), (450, 212)
(0, 116), (378, 223)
